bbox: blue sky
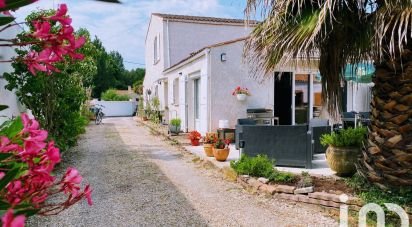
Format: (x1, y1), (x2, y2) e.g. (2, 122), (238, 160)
(15, 0), (254, 70)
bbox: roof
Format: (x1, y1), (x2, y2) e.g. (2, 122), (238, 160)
(152, 13), (259, 25)
(163, 37), (248, 73)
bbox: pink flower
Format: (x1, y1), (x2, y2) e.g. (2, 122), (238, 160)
(1, 209), (25, 227)
(0, 172), (5, 180)
(45, 141), (61, 164)
(84, 185), (93, 206)
(0, 0), (5, 8)
(48, 4), (72, 26)
(61, 167), (83, 196)
(32, 21), (52, 39)
(0, 137), (19, 153)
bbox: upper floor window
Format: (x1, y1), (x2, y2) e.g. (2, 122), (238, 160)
(153, 34), (160, 64)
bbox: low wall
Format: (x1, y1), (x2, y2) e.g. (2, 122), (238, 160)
(95, 101), (137, 117)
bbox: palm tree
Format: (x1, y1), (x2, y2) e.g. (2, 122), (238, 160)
(245, 0), (412, 189)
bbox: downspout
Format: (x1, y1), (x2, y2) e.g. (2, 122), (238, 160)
(166, 19), (171, 68)
(206, 49), (212, 132)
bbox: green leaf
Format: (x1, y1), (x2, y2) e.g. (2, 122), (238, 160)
(0, 16), (15, 26)
(14, 208), (39, 217)
(0, 166), (22, 189)
(0, 153), (13, 162)
(0, 105), (8, 111)
(0, 116), (23, 138)
(0, 201), (11, 210)
(1, 0), (36, 12)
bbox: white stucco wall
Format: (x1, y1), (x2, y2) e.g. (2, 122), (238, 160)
(209, 41), (274, 131)
(168, 21), (252, 66)
(0, 24), (25, 124)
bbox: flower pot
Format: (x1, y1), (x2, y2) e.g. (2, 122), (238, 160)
(191, 139), (200, 146)
(142, 116), (148, 121)
(203, 144), (214, 157)
(213, 147), (230, 162)
(325, 146), (360, 177)
(236, 94), (247, 101)
(169, 124), (181, 135)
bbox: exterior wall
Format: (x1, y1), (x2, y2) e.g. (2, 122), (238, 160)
(209, 41), (274, 131)
(144, 15), (166, 98)
(165, 53), (207, 134)
(95, 101), (137, 117)
(168, 21), (252, 66)
(0, 25), (25, 124)
(346, 81), (373, 112)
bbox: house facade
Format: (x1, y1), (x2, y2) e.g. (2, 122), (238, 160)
(0, 24), (25, 124)
(144, 13), (371, 135)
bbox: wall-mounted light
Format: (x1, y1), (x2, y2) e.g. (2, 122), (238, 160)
(158, 81), (162, 85)
(221, 53), (227, 62)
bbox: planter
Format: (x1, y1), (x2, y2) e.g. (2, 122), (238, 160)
(236, 94), (247, 101)
(142, 116), (148, 121)
(325, 146), (360, 177)
(190, 139), (200, 146)
(203, 144), (214, 157)
(169, 124), (181, 135)
(213, 147), (230, 162)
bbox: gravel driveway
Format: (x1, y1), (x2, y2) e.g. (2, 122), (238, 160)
(28, 117), (338, 227)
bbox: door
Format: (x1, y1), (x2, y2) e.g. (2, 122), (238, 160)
(194, 78), (200, 130)
(274, 72), (293, 125)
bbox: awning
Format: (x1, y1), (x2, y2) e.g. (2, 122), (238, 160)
(344, 63), (374, 83)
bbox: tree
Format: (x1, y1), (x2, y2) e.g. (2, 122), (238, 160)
(245, 0), (412, 188)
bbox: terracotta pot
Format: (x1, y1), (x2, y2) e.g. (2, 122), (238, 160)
(326, 146), (360, 177)
(213, 147), (230, 162)
(190, 139), (200, 146)
(203, 144), (214, 157)
(142, 116), (148, 121)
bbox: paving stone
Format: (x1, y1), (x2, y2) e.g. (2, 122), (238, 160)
(275, 185), (296, 194)
(237, 177), (249, 188)
(277, 193), (299, 201)
(266, 185), (277, 195)
(294, 186), (314, 194)
(239, 175), (250, 182)
(248, 178), (263, 189)
(258, 177), (269, 184)
(308, 192), (341, 202)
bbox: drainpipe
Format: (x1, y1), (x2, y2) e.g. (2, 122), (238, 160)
(206, 49), (212, 133)
(166, 20), (171, 68)
(185, 74), (189, 133)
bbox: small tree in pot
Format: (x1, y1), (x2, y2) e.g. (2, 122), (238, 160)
(213, 139), (231, 162)
(202, 133), (217, 157)
(321, 127), (367, 177)
(188, 131), (201, 146)
(169, 118), (181, 135)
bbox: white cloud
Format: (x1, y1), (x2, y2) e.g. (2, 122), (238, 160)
(13, 0), (244, 69)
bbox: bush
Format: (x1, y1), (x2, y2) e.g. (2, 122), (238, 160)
(231, 154), (296, 183)
(101, 89), (130, 101)
(231, 154), (274, 178)
(345, 174), (412, 207)
(170, 118), (181, 126)
(320, 127), (367, 147)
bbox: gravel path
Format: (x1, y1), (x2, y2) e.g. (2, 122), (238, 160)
(28, 117), (338, 227)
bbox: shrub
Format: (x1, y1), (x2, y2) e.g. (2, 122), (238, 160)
(269, 170), (296, 183)
(101, 89), (130, 101)
(231, 154), (275, 178)
(320, 127), (367, 147)
(170, 118), (181, 126)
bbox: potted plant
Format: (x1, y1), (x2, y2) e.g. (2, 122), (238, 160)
(169, 118), (181, 135)
(213, 139), (231, 161)
(320, 127), (367, 177)
(188, 131), (201, 146)
(232, 86), (250, 101)
(202, 133), (217, 157)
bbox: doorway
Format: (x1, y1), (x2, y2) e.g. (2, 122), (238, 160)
(274, 72), (293, 125)
(194, 78), (200, 130)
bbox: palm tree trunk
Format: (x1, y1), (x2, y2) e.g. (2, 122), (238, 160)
(357, 49), (412, 188)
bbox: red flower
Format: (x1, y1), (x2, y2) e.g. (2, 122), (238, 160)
(47, 4), (72, 26)
(84, 185), (93, 205)
(61, 167), (83, 196)
(1, 209), (25, 227)
(0, 0), (5, 8)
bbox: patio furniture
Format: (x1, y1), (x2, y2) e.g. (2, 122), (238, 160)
(236, 125), (312, 168)
(309, 119), (331, 154)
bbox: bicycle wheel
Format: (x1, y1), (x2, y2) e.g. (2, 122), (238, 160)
(95, 112), (103, 125)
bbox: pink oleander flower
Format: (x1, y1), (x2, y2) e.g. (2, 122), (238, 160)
(61, 167), (83, 196)
(84, 185), (93, 206)
(1, 209), (25, 227)
(0, 137), (19, 153)
(0, 0), (5, 8)
(47, 4), (72, 26)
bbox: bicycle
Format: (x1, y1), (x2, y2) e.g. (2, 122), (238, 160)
(90, 104), (105, 125)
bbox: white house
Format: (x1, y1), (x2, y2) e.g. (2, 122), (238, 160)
(144, 13), (370, 135)
(0, 23), (25, 124)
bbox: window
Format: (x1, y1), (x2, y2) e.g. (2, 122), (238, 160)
(153, 34), (160, 64)
(173, 78), (179, 105)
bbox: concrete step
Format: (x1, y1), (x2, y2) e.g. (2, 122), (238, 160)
(313, 153), (326, 161)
